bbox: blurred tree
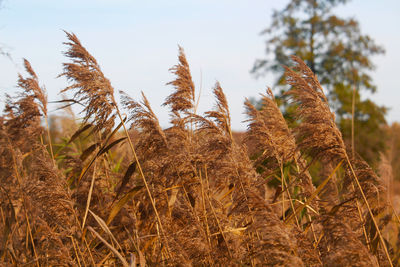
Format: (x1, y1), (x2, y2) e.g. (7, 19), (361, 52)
(252, 0), (387, 166)
(386, 123), (400, 181)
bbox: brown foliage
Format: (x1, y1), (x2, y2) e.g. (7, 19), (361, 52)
(0, 35), (396, 266)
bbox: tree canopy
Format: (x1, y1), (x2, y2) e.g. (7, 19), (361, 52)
(252, 0), (387, 165)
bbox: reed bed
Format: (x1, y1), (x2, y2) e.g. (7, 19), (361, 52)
(0, 32), (398, 266)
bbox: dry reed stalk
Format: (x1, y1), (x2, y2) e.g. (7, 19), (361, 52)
(345, 155), (388, 210)
(87, 226), (129, 267)
(69, 236), (83, 267)
(0, 119), (21, 197)
(157, 55), (219, 264)
(345, 155), (392, 265)
(23, 208), (40, 267)
(198, 169), (213, 256)
(351, 85), (356, 158)
(379, 153), (393, 203)
(202, 164), (244, 265)
(113, 107), (171, 258)
(243, 103), (293, 222)
(195, 83), (239, 194)
(244, 99), (282, 169)
(81, 160), (97, 230)
(292, 226), (323, 266)
(232, 186), (304, 265)
(231, 165), (304, 265)
(318, 160), (340, 208)
(379, 153), (400, 229)
(204, 176), (233, 259)
(284, 56), (347, 162)
(0, 120), (29, 265)
(205, 82), (233, 140)
(244, 95), (289, 220)
(296, 155), (319, 212)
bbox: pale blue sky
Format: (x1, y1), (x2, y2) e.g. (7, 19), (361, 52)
(0, 0), (399, 130)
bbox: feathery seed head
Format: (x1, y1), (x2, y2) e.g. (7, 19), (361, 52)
(285, 56), (346, 162)
(60, 31), (116, 134)
(164, 46), (195, 116)
(17, 59), (48, 116)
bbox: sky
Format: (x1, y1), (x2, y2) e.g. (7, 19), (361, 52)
(0, 0), (399, 130)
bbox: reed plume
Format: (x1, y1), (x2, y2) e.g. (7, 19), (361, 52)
(244, 98), (279, 167)
(25, 143), (76, 231)
(284, 56), (346, 163)
(3, 93), (43, 150)
(120, 90), (168, 159)
(164, 46), (195, 117)
(60, 31), (116, 134)
(205, 82), (232, 136)
(245, 88), (296, 165)
(18, 59), (48, 116)
(345, 155), (388, 209)
(18, 58), (54, 160)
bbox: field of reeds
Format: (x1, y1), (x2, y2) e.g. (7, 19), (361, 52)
(0, 32), (399, 266)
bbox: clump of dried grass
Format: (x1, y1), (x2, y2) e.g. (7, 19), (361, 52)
(120, 50), (215, 265)
(285, 55), (392, 266)
(197, 83), (305, 265)
(0, 34), (396, 266)
(0, 94), (77, 266)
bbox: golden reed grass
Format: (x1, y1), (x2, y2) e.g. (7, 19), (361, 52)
(0, 33), (396, 266)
